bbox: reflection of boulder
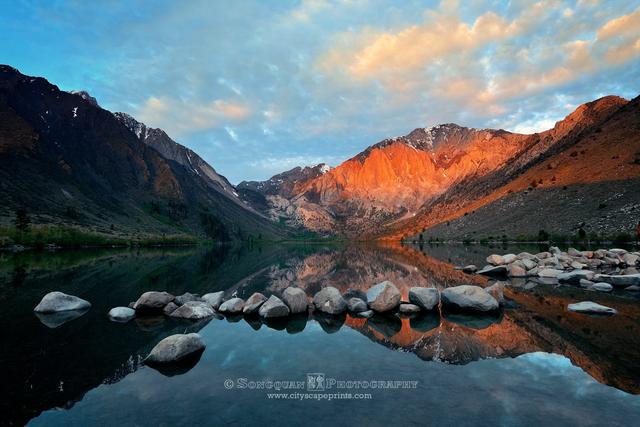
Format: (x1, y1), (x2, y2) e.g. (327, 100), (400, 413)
(443, 311), (501, 330)
(409, 313), (440, 333)
(35, 308), (90, 328)
(315, 312), (345, 334)
(244, 317), (262, 331)
(146, 350), (204, 377)
(134, 315), (166, 331)
(264, 317), (288, 331)
(367, 313), (402, 338)
(285, 314), (308, 334)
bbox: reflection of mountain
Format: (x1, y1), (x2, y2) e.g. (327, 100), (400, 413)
(2, 243), (639, 425)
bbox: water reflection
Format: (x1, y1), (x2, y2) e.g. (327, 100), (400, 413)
(1, 243), (639, 426)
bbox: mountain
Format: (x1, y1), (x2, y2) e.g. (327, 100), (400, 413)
(243, 95), (638, 239)
(0, 65), (286, 241)
(237, 163), (331, 227)
(393, 95), (640, 241)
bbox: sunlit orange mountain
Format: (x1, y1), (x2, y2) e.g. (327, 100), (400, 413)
(240, 95), (640, 239)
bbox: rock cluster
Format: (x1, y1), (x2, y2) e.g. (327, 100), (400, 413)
(466, 247), (640, 294)
(463, 247), (634, 316)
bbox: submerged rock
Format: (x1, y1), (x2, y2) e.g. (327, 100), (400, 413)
(441, 285), (499, 312)
(592, 282), (613, 292)
(366, 281), (401, 312)
(567, 301), (617, 315)
(108, 307), (136, 322)
(169, 301), (215, 319)
(218, 297), (245, 314)
(243, 293), (268, 314)
(145, 333), (206, 364)
(347, 297), (368, 313)
(408, 287), (439, 311)
(282, 287), (308, 314)
(593, 274), (640, 287)
(33, 291), (91, 313)
(538, 268), (563, 279)
(201, 291), (225, 310)
(259, 295), (290, 318)
(133, 291), (174, 312)
(313, 286), (347, 314)
(557, 270), (594, 284)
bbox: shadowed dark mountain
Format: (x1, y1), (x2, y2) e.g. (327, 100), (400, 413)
(0, 65), (287, 240)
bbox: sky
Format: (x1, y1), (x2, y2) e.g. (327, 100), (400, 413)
(1, 0), (640, 183)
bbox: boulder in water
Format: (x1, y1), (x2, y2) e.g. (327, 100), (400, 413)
(441, 285), (499, 312)
(282, 287), (308, 314)
(408, 287), (439, 311)
(366, 281), (401, 312)
(108, 307), (136, 322)
(33, 291), (91, 313)
(313, 287), (347, 314)
(145, 333), (206, 364)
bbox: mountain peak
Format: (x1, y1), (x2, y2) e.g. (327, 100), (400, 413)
(69, 90), (99, 107)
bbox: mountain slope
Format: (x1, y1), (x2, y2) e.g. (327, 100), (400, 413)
(245, 95), (631, 237)
(0, 65), (287, 240)
(394, 95), (640, 241)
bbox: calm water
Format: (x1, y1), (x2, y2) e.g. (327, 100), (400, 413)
(1, 243), (639, 426)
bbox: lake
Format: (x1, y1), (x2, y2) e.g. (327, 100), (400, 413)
(1, 243), (639, 426)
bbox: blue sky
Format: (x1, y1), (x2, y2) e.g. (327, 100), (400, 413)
(1, 0), (639, 183)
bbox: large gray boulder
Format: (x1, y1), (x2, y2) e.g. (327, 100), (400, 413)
(108, 307), (136, 322)
(366, 281), (401, 312)
(313, 287), (347, 314)
(593, 274), (640, 287)
(133, 291), (174, 312)
(567, 301), (617, 315)
(408, 287), (439, 311)
(145, 333), (205, 364)
(201, 291), (225, 310)
(347, 297), (368, 313)
(441, 285), (499, 312)
(169, 301), (215, 319)
(623, 253), (639, 266)
(502, 254), (518, 264)
(218, 297), (245, 314)
(282, 287), (308, 314)
(243, 293), (267, 314)
(34, 291), (91, 313)
(259, 295), (290, 318)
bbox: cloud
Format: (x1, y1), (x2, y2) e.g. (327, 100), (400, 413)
(137, 96), (251, 136)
